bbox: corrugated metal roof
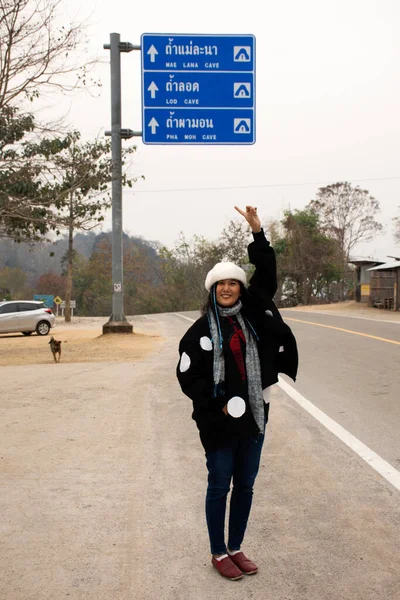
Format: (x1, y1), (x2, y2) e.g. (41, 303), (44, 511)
(349, 259), (384, 265)
(367, 260), (400, 271)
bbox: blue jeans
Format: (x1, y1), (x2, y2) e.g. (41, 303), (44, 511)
(205, 431), (265, 555)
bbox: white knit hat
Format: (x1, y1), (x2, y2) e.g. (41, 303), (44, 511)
(205, 262), (247, 292)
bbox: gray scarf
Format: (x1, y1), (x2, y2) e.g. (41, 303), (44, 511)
(208, 300), (265, 433)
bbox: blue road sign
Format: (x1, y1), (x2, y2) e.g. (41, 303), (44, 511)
(143, 72), (253, 108)
(143, 108), (254, 144)
(142, 34), (255, 71)
(141, 33), (255, 145)
(33, 294), (54, 308)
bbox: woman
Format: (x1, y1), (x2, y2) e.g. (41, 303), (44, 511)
(177, 206), (298, 581)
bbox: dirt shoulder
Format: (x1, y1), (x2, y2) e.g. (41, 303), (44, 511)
(0, 316), (162, 367)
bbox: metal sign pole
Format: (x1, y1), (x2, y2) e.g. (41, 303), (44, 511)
(110, 32), (124, 324)
(103, 33), (141, 334)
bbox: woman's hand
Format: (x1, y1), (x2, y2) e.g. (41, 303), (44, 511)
(234, 205), (261, 233)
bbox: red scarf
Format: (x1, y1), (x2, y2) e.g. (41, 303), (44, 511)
(227, 316), (246, 381)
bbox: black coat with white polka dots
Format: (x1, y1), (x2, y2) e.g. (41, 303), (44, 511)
(177, 230), (298, 451)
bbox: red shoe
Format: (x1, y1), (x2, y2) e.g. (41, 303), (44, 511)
(211, 555), (244, 580)
(228, 551), (258, 575)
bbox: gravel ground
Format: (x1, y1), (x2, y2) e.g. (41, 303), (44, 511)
(0, 316), (162, 367)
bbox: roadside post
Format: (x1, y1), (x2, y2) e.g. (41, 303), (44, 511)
(102, 33), (255, 333)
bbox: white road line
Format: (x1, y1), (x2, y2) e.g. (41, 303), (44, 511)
(174, 312), (400, 492)
(174, 313), (196, 322)
(278, 378), (400, 492)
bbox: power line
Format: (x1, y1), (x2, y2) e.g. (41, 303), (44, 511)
(128, 176), (400, 194)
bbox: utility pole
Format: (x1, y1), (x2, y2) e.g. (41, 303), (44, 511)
(102, 33), (141, 334)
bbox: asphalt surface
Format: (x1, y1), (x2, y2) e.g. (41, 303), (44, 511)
(280, 309), (400, 470)
(1, 311), (399, 600)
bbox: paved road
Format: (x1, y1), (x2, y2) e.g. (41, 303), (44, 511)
(280, 309), (400, 470)
(1, 312), (399, 600)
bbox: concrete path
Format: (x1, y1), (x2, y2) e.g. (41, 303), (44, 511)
(1, 313), (399, 600)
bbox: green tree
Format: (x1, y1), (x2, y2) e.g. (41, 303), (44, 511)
(0, 108), (72, 241)
(157, 234), (224, 311)
(122, 237), (163, 315)
(80, 239), (112, 316)
(44, 131), (139, 321)
(0, 266), (28, 298)
(279, 209), (341, 304)
(69, 235), (164, 317)
(68, 252), (90, 313)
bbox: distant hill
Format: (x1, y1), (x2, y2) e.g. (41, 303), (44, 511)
(0, 230), (160, 284)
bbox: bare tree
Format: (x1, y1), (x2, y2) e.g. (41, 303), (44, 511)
(0, 0), (100, 242)
(155, 234), (224, 311)
(219, 219), (251, 266)
(263, 218), (284, 246)
(308, 182), (382, 262)
(0, 0), (98, 110)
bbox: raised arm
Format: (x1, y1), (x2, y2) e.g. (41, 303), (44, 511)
(234, 205), (278, 299)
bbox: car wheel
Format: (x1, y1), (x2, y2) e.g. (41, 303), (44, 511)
(36, 321), (50, 336)
(22, 331), (33, 336)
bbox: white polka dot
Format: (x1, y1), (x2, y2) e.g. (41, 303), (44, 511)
(200, 336), (212, 351)
(179, 352), (191, 372)
(227, 396), (246, 418)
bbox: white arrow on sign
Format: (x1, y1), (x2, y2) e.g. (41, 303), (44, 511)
(148, 117), (159, 134)
(147, 81), (159, 99)
(147, 45), (158, 63)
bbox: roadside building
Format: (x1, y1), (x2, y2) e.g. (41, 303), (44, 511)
(349, 259), (384, 303)
(367, 260), (400, 310)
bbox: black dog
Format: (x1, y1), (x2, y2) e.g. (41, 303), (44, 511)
(49, 336), (62, 363)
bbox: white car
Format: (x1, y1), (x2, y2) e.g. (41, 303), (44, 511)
(0, 300), (56, 336)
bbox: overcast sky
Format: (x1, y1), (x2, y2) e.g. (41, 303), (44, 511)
(57, 0), (400, 260)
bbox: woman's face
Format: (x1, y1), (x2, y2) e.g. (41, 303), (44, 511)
(215, 279), (241, 307)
